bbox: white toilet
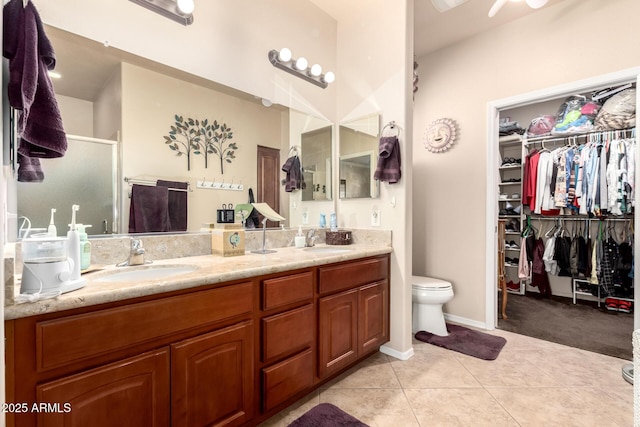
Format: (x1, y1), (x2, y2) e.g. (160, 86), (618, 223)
(412, 276), (454, 336)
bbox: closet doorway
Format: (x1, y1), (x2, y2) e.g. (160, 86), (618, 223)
(486, 67), (640, 360)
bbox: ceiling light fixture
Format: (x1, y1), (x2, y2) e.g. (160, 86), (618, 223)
(129, 0), (194, 26)
(268, 48), (335, 89)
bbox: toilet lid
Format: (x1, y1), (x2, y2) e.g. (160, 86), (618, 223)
(412, 275), (452, 290)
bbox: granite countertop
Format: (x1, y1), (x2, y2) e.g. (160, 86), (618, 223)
(5, 244), (392, 320)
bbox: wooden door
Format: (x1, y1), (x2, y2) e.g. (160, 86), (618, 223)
(36, 348), (170, 427)
(318, 289), (359, 378)
(358, 281), (389, 355)
(171, 321), (254, 427)
(257, 145), (281, 228)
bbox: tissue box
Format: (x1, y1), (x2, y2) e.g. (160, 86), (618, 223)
(211, 223), (245, 256)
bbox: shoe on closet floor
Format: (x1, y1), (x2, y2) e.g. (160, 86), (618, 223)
(509, 240), (519, 249)
(605, 298), (619, 312)
(618, 300), (632, 313)
(507, 281), (520, 291)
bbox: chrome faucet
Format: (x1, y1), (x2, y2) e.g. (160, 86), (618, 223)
(306, 229), (319, 247)
(117, 238), (151, 267)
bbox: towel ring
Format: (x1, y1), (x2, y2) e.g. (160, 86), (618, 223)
(382, 121), (400, 137)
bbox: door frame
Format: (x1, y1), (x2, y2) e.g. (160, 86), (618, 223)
(485, 67), (640, 330)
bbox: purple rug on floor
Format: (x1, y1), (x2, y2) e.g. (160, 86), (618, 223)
(415, 323), (507, 360)
(287, 403), (368, 427)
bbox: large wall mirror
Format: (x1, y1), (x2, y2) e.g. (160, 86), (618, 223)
(300, 126), (332, 201)
(339, 114), (380, 199)
(7, 25), (334, 239)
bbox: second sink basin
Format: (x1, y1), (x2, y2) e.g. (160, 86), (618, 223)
(303, 246), (353, 254)
(93, 265), (198, 283)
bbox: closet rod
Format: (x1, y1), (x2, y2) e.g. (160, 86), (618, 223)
(528, 216), (633, 222)
(524, 127), (635, 146)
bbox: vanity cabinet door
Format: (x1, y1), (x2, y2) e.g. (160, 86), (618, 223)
(358, 281), (389, 355)
(36, 348), (170, 427)
(171, 320), (254, 427)
(318, 289), (359, 378)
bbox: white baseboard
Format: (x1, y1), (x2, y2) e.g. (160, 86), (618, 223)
(379, 344), (414, 361)
(444, 313), (490, 330)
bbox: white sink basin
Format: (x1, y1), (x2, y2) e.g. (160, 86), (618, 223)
(94, 265), (198, 283)
(303, 247), (353, 254)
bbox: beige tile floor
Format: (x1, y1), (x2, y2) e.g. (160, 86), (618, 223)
(260, 328), (634, 427)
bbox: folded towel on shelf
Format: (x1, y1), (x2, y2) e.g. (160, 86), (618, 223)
(374, 136), (401, 184)
(128, 184), (171, 233)
(3, 0), (67, 180)
(157, 180), (189, 231)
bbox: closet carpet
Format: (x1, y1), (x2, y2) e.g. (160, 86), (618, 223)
(498, 292), (633, 360)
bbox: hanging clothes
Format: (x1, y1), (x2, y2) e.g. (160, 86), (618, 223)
(531, 237), (552, 297)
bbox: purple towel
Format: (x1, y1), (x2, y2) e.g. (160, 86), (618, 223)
(128, 185), (171, 233)
(3, 0), (67, 182)
(374, 136), (401, 184)
(281, 155), (305, 192)
(157, 180), (189, 231)
(17, 152), (43, 183)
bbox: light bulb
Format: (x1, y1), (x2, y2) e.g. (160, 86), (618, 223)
(177, 0), (194, 14)
(310, 64), (322, 77)
(295, 57), (308, 71)
(323, 71), (335, 84)
(278, 48), (292, 62)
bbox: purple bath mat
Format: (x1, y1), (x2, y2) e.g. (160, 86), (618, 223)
(287, 403), (368, 427)
(415, 323), (507, 360)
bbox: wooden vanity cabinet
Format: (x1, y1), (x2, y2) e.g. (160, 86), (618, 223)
(318, 256), (389, 378)
(5, 254), (391, 427)
(259, 271), (315, 413)
(6, 281), (255, 427)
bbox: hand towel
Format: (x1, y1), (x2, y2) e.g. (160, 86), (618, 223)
(17, 152), (43, 182)
(128, 185), (171, 233)
(156, 180), (189, 231)
(3, 0), (67, 182)
(281, 155), (305, 192)
(374, 136), (401, 184)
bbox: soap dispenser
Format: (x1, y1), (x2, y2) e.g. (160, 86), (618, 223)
(66, 205), (82, 281)
(76, 224), (92, 270)
(330, 212), (338, 232)
(319, 213), (326, 229)
(295, 225), (306, 248)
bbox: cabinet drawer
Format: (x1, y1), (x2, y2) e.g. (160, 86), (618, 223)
(37, 348), (170, 427)
(318, 256), (388, 295)
(262, 304), (313, 363)
(262, 271), (313, 311)
(36, 282), (253, 371)
(262, 349), (313, 412)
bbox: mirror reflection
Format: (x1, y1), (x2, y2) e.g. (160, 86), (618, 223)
(339, 114), (380, 199)
(300, 126), (332, 201)
(9, 25), (335, 239)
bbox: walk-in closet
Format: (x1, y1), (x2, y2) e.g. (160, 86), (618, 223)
(495, 79), (636, 360)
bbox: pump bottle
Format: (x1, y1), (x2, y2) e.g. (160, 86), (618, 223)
(76, 224), (92, 270)
(295, 225), (306, 248)
(67, 205), (82, 281)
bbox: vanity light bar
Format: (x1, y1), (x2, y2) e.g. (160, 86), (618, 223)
(268, 49), (335, 89)
(129, 0), (194, 26)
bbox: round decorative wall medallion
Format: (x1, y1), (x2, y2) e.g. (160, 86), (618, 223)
(424, 118), (458, 153)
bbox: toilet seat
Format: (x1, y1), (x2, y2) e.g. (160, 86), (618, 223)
(412, 276), (452, 291)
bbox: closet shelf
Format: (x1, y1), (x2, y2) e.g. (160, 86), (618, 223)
(499, 198), (521, 202)
(499, 165), (522, 170)
(499, 182), (521, 186)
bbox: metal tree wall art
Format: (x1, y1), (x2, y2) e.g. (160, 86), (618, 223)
(205, 120), (237, 174)
(164, 116), (239, 173)
(163, 115), (202, 171)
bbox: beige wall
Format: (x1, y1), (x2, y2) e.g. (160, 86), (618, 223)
(57, 95), (94, 136)
(413, 0), (640, 325)
(121, 63), (286, 231)
(332, 0), (414, 357)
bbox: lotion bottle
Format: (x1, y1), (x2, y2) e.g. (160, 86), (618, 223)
(77, 224), (92, 270)
(295, 225), (306, 248)
(330, 212), (338, 232)
(67, 205), (81, 281)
